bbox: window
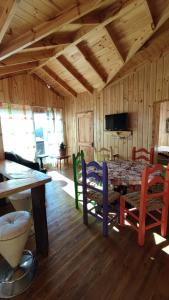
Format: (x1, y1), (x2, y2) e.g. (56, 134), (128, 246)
(0, 103), (64, 164)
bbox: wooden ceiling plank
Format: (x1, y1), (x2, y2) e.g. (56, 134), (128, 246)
(143, 0), (155, 29)
(57, 55), (94, 94)
(106, 3), (169, 88)
(104, 25), (125, 64)
(0, 61), (38, 76)
(43, 65), (77, 97)
(0, 0), (20, 43)
(0, 0), (104, 61)
(77, 41), (107, 83)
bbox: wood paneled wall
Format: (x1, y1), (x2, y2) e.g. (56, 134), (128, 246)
(0, 74), (64, 108)
(65, 52), (169, 160)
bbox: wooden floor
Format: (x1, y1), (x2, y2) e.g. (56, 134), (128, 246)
(3, 166), (169, 300)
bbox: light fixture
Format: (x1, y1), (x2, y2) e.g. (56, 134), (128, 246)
(47, 84), (51, 89)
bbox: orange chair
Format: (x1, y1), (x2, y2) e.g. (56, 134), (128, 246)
(132, 146), (154, 164)
(120, 164), (169, 246)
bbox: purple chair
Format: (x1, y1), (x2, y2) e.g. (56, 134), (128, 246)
(82, 160), (120, 236)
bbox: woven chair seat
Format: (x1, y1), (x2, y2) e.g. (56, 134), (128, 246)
(125, 191), (164, 212)
(87, 190), (120, 205)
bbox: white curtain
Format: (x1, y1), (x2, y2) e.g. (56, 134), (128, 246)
(0, 103), (36, 161)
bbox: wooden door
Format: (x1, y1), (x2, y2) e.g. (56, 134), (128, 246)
(77, 112), (94, 162)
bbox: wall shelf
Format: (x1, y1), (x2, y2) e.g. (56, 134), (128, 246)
(104, 130), (132, 139)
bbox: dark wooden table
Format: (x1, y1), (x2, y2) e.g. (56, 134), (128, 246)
(56, 155), (70, 170)
(0, 160), (51, 256)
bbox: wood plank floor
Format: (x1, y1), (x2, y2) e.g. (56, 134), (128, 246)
(3, 167), (169, 300)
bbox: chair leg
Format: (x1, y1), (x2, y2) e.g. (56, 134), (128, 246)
(75, 186), (79, 210)
(103, 202), (108, 237)
(138, 212), (146, 246)
(161, 205), (169, 237)
(83, 193), (88, 225)
(120, 196), (125, 226)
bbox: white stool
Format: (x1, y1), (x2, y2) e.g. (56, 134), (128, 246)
(0, 211), (36, 298)
(8, 190), (32, 212)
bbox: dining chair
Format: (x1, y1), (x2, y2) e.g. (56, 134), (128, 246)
(95, 146), (119, 162)
(72, 150), (84, 209)
(120, 164), (169, 246)
(132, 146), (154, 164)
(82, 160), (120, 236)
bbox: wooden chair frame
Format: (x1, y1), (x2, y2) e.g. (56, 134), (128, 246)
(73, 150), (84, 209)
(95, 146), (119, 162)
(82, 160), (119, 236)
(120, 164), (169, 246)
(132, 146), (154, 164)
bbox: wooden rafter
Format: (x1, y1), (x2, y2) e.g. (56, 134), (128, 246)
(25, 33), (76, 51)
(0, 61), (38, 76)
(77, 41), (107, 84)
(106, 1), (169, 87)
(104, 25), (125, 64)
(143, 0), (155, 30)
(0, 0), (20, 43)
(31, 0), (144, 74)
(0, 49), (54, 66)
(43, 65), (77, 97)
(0, 0), (104, 61)
(57, 55), (94, 94)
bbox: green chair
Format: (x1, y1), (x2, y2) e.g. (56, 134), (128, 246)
(73, 150), (84, 209)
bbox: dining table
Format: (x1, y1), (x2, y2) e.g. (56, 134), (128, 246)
(0, 160), (51, 256)
(106, 159), (152, 190)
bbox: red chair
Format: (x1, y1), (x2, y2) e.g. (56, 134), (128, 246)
(120, 164), (169, 246)
(132, 146), (154, 164)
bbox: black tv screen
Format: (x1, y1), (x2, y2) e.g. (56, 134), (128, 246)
(105, 113), (128, 131)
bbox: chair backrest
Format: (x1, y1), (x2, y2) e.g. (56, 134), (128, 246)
(95, 146), (113, 162)
(73, 150), (84, 183)
(82, 160), (108, 202)
(132, 147), (154, 164)
(140, 163), (169, 210)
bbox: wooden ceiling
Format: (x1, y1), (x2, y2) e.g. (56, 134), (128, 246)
(0, 0), (169, 97)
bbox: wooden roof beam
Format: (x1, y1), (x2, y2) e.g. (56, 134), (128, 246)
(24, 32), (76, 51)
(42, 65), (77, 97)
(0, 49), (54, 66)
(0, 0), (20, 43)
(57, 55), (94, 94)
(77, 41), (107, 83)
(72, 13), (101, 25)
(104, 25), (125, 64)
(31, 0), (145, 74)
(143, 0), (155, 30)
(0, 61), (38, 76)
(0, 0), (104, 61)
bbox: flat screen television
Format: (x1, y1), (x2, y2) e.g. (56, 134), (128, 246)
(105, 113), (129, 131)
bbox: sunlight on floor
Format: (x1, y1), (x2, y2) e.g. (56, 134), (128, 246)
(153, 232), (166, 245)
(162, 245), (169, 255)
(48, 171), (75, 199)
